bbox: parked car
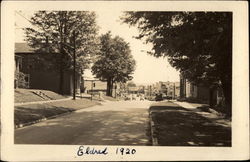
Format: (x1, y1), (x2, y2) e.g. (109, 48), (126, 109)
(155, 94), (163, 101)
(124, 96), (130, 101)
(166, 96), (173, 100)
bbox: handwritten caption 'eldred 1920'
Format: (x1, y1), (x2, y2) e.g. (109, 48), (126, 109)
(77, 146), (136, 156)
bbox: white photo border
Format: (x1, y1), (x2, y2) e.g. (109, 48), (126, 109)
(1, 1), (249, 161)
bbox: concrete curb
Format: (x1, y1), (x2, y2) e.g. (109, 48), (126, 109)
(15, 100), (104, 129)
(149, 111), (159, 146)
(15, 97), (73, 106)
(15, 110), (74, 129)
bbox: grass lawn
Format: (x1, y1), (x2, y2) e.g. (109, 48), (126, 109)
(15, 98), (101, 126)
(15, 88), (66, 103)
(150, 101), (231, 146)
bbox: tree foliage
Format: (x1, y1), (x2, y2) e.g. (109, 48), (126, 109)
(92, 32), (136, 96)
(127, 81), (136, 87)
(122, 12), (232, 109)
(25, 11), (99, 94)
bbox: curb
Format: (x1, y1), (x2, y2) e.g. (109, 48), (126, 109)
(149, 111), (159, 146)
(15, 97), (73, 106)
(15, 100), (104, 129)
(15, 110), (74, 129)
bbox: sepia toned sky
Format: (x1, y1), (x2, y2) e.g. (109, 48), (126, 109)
(15, 10), (180, 85)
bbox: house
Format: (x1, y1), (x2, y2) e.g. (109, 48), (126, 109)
(83, 79), (124, 98)
(15, 42), (81, 95)
(15, 54), (30, 88)
(145, 84), (158, 96)
(180, 73), (209, 103)
(84, 79), (107, 93)
(179, 73), (224, 106)
(173, 82), (180, 99)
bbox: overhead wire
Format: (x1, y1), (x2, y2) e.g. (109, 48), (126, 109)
(15, 11), (32, 24)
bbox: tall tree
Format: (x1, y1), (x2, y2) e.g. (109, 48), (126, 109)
(122, 12), (232, 113)
(25, 11), (99, 94)
(92, 32), (136, 96)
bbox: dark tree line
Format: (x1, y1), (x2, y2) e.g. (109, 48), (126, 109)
(25, 12), (136, 97)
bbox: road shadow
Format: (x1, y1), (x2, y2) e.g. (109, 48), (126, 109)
(149, 103), (231, 146)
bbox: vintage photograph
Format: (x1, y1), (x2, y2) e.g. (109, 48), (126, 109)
(13, 10), (232, 146)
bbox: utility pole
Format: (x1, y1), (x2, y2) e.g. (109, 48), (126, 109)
(91, 81), (94, 101)
(150, 85), (152, 97)
(173, 82), (175, 99)
(115, 83), (117, 98)
(73, 31), (76, 100)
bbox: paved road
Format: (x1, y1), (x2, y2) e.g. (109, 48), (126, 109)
(15, 100), (153, 145)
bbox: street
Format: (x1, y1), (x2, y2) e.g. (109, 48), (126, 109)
(15, 100), (153, 145)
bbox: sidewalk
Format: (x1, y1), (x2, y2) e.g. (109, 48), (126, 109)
(15, 97), (73, 106)
(149, 101), (231, 146)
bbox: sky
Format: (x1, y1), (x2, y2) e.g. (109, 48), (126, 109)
(15, 10), (180, 85)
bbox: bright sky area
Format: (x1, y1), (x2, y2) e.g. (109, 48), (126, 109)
(15, 10), (180, 85)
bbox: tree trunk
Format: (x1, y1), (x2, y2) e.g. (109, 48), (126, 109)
(209, 87), (213, 107)
(106, 78), (112, 96)
(209, 86), (216, 108)
(110, 79), (114, 97)
(58, 25), (65, 95)
(220, 77), (232, 117)
(106, 78), (109, 96)
(59, 46), (65, 94)
(59, 63), (64, 94)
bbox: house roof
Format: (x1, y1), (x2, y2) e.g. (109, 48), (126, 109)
(15, 42), (61, 54)
(15, 43), (35, 53)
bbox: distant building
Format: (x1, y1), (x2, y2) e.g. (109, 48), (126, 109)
(83, 79), (124, 98)
(173, 82), (180, 99)
(15, 42), (81, 95)
(127, 86), (139, 94)
(138, 85), (145, 93)
(84, 79), (107, 93)
(153, 81), (180, 99)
